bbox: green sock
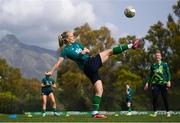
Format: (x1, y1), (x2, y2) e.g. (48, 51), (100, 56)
(128, 107), (131, 112)
(113, 44), (129, 54)
(42, 109), (46, 113)
(53, 108), (57, 112)
(92, 96), (101, 111)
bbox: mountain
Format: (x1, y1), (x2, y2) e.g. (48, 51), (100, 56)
(0, 34), (58, 79)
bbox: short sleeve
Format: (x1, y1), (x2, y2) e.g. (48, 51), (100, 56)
(76, 42), (84, 49)
(41, 78), (45, 84)
(163, 62), (171, 81)
(59, 49), (67, 59)
(51, 78), (55, 84)
(164, 62), (169, 70)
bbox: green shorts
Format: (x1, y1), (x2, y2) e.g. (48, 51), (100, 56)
(126, 97), (132, 103)
(41, 88), (53, 96)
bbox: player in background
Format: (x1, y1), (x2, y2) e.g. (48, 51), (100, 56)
(41, 75), (60, 117)
(125, 83), (133, 116)
(45, 31), (140, 118)
(144, 50), (171, 117)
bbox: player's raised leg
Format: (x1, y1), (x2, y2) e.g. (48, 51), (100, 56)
(99, 39), (141, 64)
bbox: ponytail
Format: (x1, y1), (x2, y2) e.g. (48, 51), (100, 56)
(58, 31), (68, 48)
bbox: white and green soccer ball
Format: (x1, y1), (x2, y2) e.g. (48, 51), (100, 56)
(124, 6), (136, 18)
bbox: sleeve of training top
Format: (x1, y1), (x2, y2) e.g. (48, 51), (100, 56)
(128, 88), (133, 95)
(59, 49), (67, 59)
(76, 42), (85, 49)
(51, 78), (55, 84)
(41, 78), (46, 85)
(147, 65), (153, 83)
(164, 62), (171, 81)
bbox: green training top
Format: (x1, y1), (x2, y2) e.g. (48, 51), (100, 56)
(147, 61), (171, 84)
(41, 76), (55, 90)
(126, 88), (133, 99)
(60, 41), (90, 70)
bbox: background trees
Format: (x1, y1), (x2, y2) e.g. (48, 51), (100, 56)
(0, 59), (41, 113)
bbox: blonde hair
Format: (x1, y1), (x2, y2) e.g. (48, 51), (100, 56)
(58, 31), (68, 48)
(155, 49), (161, 54)
(58, 31), (78, 51)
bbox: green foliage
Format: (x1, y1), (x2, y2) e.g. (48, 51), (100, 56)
(0, 92), (21, 113)
(59, 71), (92, 111)
(74, 23), (115, 55)
(0, 58), (42, 113)
(173, 0), (180, 19)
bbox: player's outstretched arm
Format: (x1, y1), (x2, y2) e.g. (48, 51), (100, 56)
(46, 57), (64, 76)
(41, 83), (45, 87)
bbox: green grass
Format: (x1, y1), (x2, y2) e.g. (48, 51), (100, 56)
(0, 114), (180, 122)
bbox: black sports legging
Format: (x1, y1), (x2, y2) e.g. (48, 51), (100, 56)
(151, 84), (169, 112)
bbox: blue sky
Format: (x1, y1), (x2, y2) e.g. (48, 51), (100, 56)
(0, 0), (178, 50)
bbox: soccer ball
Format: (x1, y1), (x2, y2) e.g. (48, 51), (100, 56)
(124, 6), (136, 18)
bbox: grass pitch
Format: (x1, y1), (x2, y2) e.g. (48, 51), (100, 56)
(0, 114), (180, 122)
